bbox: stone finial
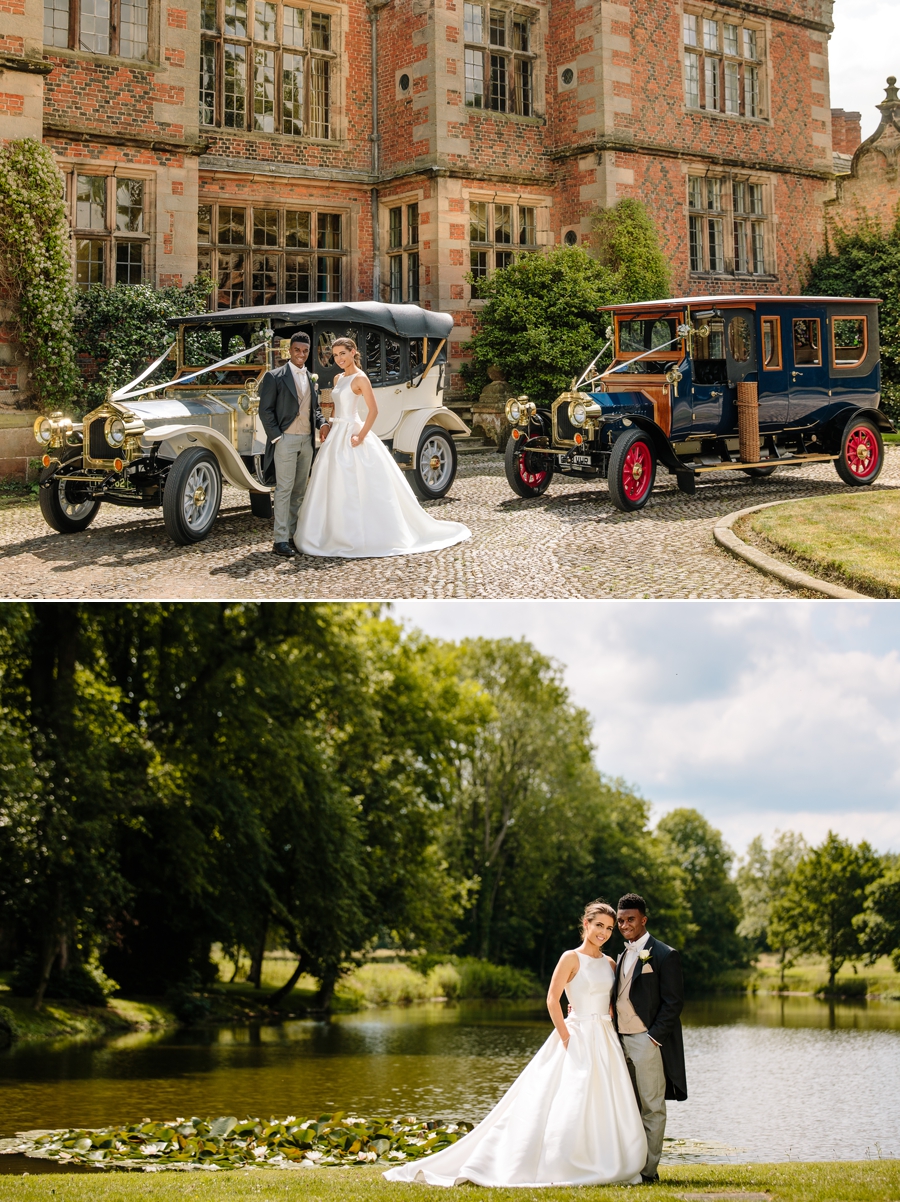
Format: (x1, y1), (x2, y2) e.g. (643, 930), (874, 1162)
(885, 76), (899, 103)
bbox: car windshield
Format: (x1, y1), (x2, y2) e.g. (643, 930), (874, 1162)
(617, 317), (679, 355)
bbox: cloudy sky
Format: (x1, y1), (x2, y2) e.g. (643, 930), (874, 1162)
(830, 1), (900, 127)
(391, 602), (900, 861)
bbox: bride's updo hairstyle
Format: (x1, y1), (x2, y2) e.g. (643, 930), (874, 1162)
(580, 900), (616, 934)
(332, 336), (362, 369)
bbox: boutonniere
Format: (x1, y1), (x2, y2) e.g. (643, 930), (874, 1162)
(638, 950), (652, 962)
(310, 373), (319, 383)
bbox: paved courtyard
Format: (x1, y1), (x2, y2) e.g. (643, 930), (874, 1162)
(2, 448), (898, 599)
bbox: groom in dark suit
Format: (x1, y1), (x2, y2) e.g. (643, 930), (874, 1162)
(258, 331), (330, 558)
(612, 892), (686, 1184)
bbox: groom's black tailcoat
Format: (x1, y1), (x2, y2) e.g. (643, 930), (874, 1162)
(613, 933), (687, 1101)
(258, 362), (325, 482)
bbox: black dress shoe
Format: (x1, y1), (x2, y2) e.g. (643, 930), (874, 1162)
(273, 541), (296, 558)
(640, 1173), (660, 1184)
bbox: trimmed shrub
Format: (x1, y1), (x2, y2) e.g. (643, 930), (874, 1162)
(455, 958), (542, 1000)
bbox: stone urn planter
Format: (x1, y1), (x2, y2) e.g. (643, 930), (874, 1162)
(471, 367), (515, 450)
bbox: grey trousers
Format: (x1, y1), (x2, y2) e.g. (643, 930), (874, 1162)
(621, 1032), (667, 1177)
(272, 432), (313, 543)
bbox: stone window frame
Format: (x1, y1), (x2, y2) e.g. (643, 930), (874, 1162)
(197, 200), (347, 309)
(682, 6), (766, 122)
(66, 168), (153, 291)
(43, 0), (153, 59)
(463, 2), (538, 118)
(386, 200), (421, 305)
(468, 195), (541, 298)
(200, 0), (339, 140)
(686, 172), (773, 279)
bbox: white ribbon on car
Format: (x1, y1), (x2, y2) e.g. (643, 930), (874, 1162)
(606, 333), (683, 374)
(112, 341), (269, 402)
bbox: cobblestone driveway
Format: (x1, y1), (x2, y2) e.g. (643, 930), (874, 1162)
(2, 448), (898, 599)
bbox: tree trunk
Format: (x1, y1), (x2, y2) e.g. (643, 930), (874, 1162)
(33, 936), (59, 1012)
(248, 918), (268, 988)
(314, 965), (339, 1011)
(268, 956), (304, 1006)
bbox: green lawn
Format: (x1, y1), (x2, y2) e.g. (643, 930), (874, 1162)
(1, 1162), (899, 1202)
(743, 491), (900, 598)
(749, 954), (900, 999)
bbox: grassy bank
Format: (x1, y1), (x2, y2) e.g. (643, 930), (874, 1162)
(741, 491), (900, 598)
(1, 1161), (899, 1202)
(748, 954), (900, 999)
(0, 993), (176, 1044)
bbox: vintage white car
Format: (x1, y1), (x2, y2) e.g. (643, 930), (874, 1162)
(34, 301), (467, 544)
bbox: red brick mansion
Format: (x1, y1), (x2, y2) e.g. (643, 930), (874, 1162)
(1, 0), (837, 401)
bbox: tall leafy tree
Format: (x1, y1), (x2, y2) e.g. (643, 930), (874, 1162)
(737, 830), (807, 986)
(0, 605), (160, 1008)
(854, 857), (900, 972)
(805, 211), (900, 423)
(444, 638), (688, 975)
(772, 832), (883, 991)
(656, 808), (748, 987)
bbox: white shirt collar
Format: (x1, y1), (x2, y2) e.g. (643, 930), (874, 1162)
(626, 931), (650, 952)
(290, 362), (307, 374)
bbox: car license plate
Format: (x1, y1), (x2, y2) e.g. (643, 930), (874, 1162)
(571, 454), (592, 465)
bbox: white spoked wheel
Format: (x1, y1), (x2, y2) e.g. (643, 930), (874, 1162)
(411, 425), (457, 500)
(162, 448), (223, 544)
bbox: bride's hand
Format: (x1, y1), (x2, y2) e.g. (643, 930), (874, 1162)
(351, 432), (364, 447)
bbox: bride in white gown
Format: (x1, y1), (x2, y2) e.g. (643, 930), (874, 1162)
(383, 901), (648, 1188)
(295, 337), (471, 558)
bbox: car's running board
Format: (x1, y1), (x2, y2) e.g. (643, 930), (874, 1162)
(690, 453), (837, 474)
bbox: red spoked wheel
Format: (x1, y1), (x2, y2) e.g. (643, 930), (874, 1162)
(504, 433), (555, 498)
(607, 428), (657, 512)
(835, 417), (883, 486)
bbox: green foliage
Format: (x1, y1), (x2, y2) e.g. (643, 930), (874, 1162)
(443, 638), (687, 976)
(462, 202), (670, 402)
(0, 139), (79, 411)
(11, 1113), (476, 1170)
(736, 831), (807, 985)
(593, 197), (671, 302)
(804, 211), (900, 424)
(74, 278), (214, 414)
(855, 857), (900, 971)
(656, 808), (749, 987)
(455, 957), (541, 999)
(772, 832), (884, 991)
(461, 246), (620, 402)
(10, 952), (119, 1007)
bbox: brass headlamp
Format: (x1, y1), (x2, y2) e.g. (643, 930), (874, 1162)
(505, 395), (535, 426)
(34, 411), (81, 449)
(566, 393), (603, 428)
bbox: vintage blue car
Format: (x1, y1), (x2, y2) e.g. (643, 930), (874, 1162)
(504, 295), (891, 511)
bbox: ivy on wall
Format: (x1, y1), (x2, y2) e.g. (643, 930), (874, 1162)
(75, 278), (216, 413)
(0, 139), (79, 412)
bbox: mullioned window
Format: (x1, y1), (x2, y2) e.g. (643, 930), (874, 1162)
(200, 0), (336, 139)
(683, 9), (764, 121)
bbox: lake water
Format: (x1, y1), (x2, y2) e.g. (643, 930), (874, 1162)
(2, 996), (899, 1164)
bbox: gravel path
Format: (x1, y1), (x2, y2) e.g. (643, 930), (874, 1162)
(2, 448), (898, 599)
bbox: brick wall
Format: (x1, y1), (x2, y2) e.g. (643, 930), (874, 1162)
(2, 0), (842, 414)
(831, 108), (861, 156)
(828, 79), (900, 234)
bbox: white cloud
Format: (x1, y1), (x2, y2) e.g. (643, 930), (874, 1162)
(390, 602), (900, 855)
(829, 1), (900, 128)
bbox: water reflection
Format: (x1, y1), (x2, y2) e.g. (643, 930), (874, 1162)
(1, 997), (898, 1162)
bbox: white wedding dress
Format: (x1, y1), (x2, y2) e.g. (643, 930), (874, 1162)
(383, 953), (648, 1187)
(295, 372), (471, 558)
